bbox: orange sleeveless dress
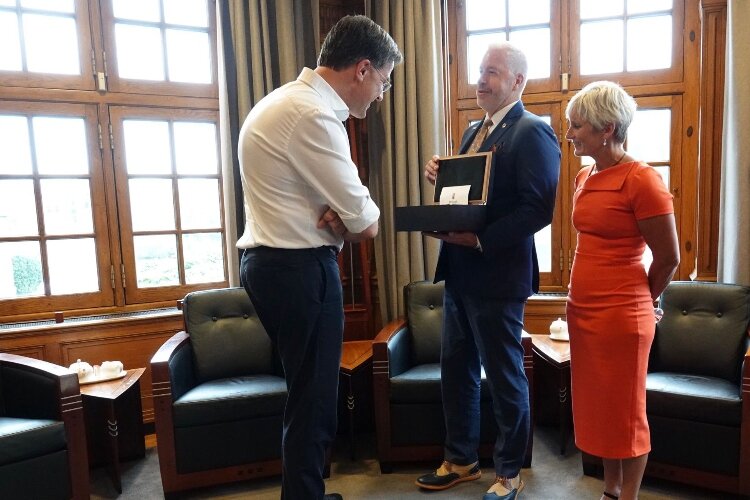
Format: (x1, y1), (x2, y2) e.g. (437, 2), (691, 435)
(566, 161), (673, 458)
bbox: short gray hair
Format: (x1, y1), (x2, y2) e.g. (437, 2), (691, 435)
(566, 81), (637, 143)
(486, 42), (528, 87)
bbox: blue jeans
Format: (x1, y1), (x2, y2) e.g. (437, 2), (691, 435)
(441, 286), (530, 477)
(241, 246), (343, 500)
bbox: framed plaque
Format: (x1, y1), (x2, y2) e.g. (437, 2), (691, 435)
(395, 152), (493, 232)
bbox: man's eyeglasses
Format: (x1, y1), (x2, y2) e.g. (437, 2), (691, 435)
(372, 65), (392, 93)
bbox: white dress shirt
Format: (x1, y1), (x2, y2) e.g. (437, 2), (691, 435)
(485, 100), (518, 136)
(237, 68), (380, 250)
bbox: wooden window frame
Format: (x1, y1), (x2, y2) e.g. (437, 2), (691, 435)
(0, 100), (115, 316)
(98, 0), (219, 98)
(0, 0), (222, 323)
(110, 105), (226, 305)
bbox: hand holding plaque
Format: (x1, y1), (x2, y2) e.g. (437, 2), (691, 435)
(395, 152), (492, 232)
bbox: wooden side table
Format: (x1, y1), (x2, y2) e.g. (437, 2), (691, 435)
(530, 334), (571, 455)
(339, 340), (373, 461)
(80, 367), (146, 494)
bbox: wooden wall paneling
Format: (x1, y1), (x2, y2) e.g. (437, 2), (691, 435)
(0, 313), (182, 423)
(523, 297), (567, 336)
(0, 344), (46, 360)
(696, 0), (727, 280)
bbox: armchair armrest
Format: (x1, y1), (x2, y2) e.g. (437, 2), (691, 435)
(372, 318), (406, 468)
(373, 318), (409, 378)
(0, 353), (79, 418)
(151, 330), (195, 401)
(0, 353), (89, 500)
(151, 330), (194, 487)
(740, 342), (750, 495)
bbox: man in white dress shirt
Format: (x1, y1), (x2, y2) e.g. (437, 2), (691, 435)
(237, 15), (402, 500)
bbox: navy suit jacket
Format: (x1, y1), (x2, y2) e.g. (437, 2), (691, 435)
(434, 101), (561, 299)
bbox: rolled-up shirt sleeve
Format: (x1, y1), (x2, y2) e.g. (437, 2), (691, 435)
(287, 107), (380, 235)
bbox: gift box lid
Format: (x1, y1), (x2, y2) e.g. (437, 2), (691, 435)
(433, 152), (492, 205)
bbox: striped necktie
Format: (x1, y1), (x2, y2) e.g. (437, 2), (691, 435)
(467, 119), (493, 153)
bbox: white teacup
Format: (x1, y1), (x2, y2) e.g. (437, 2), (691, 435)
(100, 360), (123, 377)
(549, 318), (569, 341)
(69, 359), (94, 380)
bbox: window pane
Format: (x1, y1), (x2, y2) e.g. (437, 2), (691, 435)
(123, 120), (171, 174)
(628, 0), (672, 15)
(40, 179), (93, 234)
(642, 245), (652, 272)
(134, 234), (179, 287)
(509, 28), (550, 80)
(178, 179), (220, 229)
(466, 0), (505, 31)
(0, 180), (38, 237)
(20, 0), (75, 12)
(174, 122), (217, 174)
(580, 0), (623, 19)
(33, 116), (89, 175)
(0, 115), (33, 174)
(24, 14), (79, 75)
(468, 32), (506, 84)
(580, 20), (623, 75)
(164, 0), (208, 28)
(535, 224), (551, 272)
(112, 0), (160, 22)
(0, 241), (43, 298)
(509, 0), (549, 26)
(627, 16), (672, 71)
(653, 165), (670, 190)
(129, 178), (175, 231)
(115, 24), (164, 81)
(47, 238), (98, 294)
(628, 109), (670, 162)
(183, 232), (224, 284)
(166, 29), (212, 84)
(0, 12), (22, 71)
(638, 163), (670, 273)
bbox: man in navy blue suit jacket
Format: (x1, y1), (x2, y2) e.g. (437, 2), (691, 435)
(416, 42), (560, 500)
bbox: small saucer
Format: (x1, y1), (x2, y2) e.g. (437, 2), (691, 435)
(78, 371), (127, 385)
(549, 332), (570, 342)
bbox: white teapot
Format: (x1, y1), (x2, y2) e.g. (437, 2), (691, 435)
(100, 360), (123, 377)
(549, 318), (569, 341)
(69, 359), (94, 380)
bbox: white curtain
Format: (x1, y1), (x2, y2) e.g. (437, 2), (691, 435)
(718, 0), (750, 286)
(366, 0), (446, 322)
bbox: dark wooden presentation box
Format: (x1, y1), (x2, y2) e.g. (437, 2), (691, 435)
(395, 152), (492, 232)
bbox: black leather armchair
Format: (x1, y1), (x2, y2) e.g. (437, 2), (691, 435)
(151, 287), (286, 497)
(372, 280), (534, 473)
(581, 281), (750, 496)
(0, 353), (89, 500)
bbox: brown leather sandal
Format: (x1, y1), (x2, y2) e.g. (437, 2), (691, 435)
(603, 492), (619, 499)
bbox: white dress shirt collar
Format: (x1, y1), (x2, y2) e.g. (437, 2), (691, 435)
(299, 67), (350, 122)
(485, 100), (519, 134)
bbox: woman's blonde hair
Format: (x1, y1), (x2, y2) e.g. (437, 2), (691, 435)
(566, 81), (637, 143)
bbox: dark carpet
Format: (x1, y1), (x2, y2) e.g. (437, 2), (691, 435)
(90, 426), (736, 499)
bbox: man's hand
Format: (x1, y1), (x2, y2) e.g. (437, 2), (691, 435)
(424, 154), (440, 185)
(423, 230), (480, 248)
(317, 205), (346, 236)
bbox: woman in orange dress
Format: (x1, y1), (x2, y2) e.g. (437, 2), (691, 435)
(565, 81), (680, 500)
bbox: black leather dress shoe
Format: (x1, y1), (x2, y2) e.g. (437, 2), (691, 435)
(324, 494), (343, 500)
(416, 462), (481, 490)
